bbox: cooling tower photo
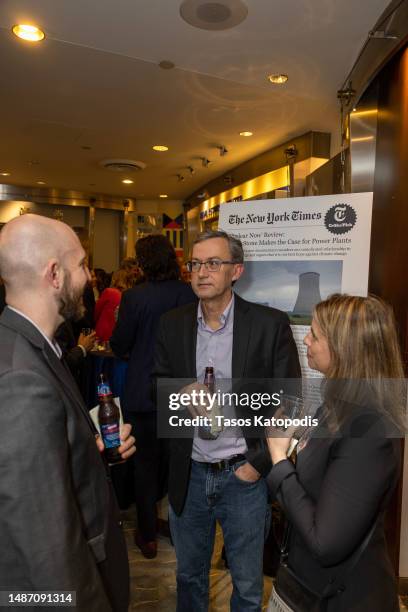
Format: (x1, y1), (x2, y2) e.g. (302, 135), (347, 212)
(234, 260), (343, 324)
(293, 272), (322, 316)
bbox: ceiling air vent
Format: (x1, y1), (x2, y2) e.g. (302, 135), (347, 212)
(179, 0), (248, 31)
(99, 159), (147, 172)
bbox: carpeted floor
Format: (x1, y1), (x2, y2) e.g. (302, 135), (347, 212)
(122, 507), (408, 611)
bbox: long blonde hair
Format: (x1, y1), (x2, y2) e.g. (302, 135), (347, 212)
(314, 294), (404, 380)
(111, 269), (132, 292)
(314, 294), (406, 432)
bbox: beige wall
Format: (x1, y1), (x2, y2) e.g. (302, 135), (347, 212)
(127, 199), (184, 257)
(0, 201), (86, 226)
(93, 208), (120, 272)
(135, 199), (183, 216)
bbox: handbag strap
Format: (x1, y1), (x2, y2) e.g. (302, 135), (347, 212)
(280, 504), (386, 598)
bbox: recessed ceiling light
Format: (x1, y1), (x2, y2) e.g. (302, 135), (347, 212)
(159, 194), (168, 198)
(37, 180), (46, 185)
(153, 145), (169, 152)
(267, 74), (288, 84)
(239, 131), (253, 137)
(122, 179), (134, 184)
(0, 172), (10, 176)
(12, 24), (45, 42)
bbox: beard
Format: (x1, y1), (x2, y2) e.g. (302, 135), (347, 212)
(58, 269), (85, 321)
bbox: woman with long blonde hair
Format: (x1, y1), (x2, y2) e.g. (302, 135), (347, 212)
(267, 294), (405, 612)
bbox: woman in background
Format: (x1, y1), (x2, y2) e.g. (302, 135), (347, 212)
(267, 294), (404, 611)
(111, 235), (196, 558)
(95, 269), (131, 341)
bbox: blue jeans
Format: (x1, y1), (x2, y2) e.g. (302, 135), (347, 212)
(169, 459), (269, 612)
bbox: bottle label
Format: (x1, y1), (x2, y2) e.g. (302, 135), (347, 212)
(100, 422), (120, 448)
(98, 382), (111, 397)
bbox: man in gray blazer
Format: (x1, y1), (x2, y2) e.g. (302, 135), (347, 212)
(0, 214), (135, 611)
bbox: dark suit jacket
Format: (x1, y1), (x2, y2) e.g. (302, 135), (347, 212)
(55, 320), (87, 389)
(267, 413), (400, 611)
(72, 281), (96, 339)
(111, 280), (196, 415)
(0, 283), (6, 315)
(153, 293), (301, 515)
(0, 308), (129, 611)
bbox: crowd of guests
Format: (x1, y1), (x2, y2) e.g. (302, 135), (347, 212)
(0, 219), (406, 612)
(85, 231), (405, 611)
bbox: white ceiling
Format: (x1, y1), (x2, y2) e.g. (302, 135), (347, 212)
(0, 0), (389, 200)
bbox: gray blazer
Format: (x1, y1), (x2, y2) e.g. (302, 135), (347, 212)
(0, 307), (129, 611)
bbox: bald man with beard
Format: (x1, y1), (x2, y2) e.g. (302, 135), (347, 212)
(0, 214), (135, 611)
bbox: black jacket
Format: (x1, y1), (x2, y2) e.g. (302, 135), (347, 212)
(267, 412), (401, 611)
(110, 279), (196, 414)
(153, 293), (301, 515)
(0, 283), (6, 315)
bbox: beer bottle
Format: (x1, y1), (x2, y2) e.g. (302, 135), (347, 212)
(198, 365), (222, 439)
(204, 366), (215, 392)
(97, 374), (122, 464)
(204, 365), (223, 436)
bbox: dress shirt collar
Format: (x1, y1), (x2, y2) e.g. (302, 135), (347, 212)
(197, 292), (234, 332)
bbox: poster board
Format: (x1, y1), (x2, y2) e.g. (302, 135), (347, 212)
(219, 192), (373, 375)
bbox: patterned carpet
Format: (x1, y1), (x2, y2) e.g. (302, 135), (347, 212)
(122, 507), (408, 611)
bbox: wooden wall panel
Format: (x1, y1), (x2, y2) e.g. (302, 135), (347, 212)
(370, 47), (408, 575)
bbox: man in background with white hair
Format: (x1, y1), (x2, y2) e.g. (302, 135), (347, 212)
(0, 214), (135, 611)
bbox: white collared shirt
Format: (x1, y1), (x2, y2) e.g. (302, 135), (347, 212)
(7, 306), (62, 359)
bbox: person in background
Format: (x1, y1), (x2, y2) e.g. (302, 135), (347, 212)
(94, 268), (110, 298)
(90, 268), (100, 300)
(111, 234), (196, 559)
(266, 294), (404, 612)
(120, 256), (144, 287)
(180, 261), (191, 284)
(0, 214), (135, 611)
(55, 321), (97, 386)
(72, 276), (95, 339)
(95, 269), (132, 341)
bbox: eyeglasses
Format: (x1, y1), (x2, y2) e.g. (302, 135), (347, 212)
(186, 258), (236, 272)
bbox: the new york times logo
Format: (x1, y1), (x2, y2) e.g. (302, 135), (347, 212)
(325, 204), (357, 234)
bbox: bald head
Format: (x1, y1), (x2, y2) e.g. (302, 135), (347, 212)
(0, 214), (81, 290)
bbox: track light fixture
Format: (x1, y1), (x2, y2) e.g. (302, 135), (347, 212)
(284, 145), (298, 162)
(217, 145), (228, 156)
(368, 30), (398, 40)
(337, 82), (356, 105)
(177, 174), (185, 182)
(201, 158), (212, 168)
(187, 166), (195, 176)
